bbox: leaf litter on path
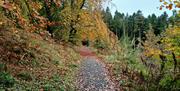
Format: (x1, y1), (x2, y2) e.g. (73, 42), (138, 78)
(76, 47), (115, 91)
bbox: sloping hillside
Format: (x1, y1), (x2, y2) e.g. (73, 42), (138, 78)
(0, 28), (81, 90)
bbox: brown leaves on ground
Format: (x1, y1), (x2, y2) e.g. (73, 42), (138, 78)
(105, 61), (145, 90)
(0, 27), (81, 89)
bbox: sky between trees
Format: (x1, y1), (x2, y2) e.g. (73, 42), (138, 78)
(104, 0), (173, 17)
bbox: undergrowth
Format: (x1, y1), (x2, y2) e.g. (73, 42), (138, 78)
(99, 36), (179, 91)
(0, 28), (81, 90)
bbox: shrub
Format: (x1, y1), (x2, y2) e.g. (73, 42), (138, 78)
(17, 72), (32, 81)
(94, 39), (108, 49)
(0, 72), (15, 88)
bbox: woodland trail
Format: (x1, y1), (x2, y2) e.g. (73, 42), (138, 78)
(76, 47), (115, 91)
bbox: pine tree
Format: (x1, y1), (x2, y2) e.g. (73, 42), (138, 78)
(103, 7), (113, 28)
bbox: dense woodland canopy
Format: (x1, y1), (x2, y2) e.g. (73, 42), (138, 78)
(0, 0), (114, 45)
(102, 7), (179, 41)
(101, 3), (180, 89)
(0, 0), (180, 90)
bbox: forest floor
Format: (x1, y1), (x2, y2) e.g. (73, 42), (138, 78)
(0, 29), (81, 90)
(76, 47), (116, 91)
(0, 28), (135, 90)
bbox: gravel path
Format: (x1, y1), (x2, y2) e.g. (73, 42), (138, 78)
(76, 55), (115, 91)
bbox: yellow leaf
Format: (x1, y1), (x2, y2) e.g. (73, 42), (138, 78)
(163, 1), (168, 5)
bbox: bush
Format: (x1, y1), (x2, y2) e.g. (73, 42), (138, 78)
(0, 72), (15, 88)
(94, 39), (108, 49)
(17, 72), (32, 81)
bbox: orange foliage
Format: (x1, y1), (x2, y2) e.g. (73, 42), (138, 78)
(159, 0), (180, 10)
(79, 10), (117, 47)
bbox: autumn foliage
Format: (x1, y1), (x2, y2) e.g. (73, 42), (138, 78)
(0, 0), (179, 90)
